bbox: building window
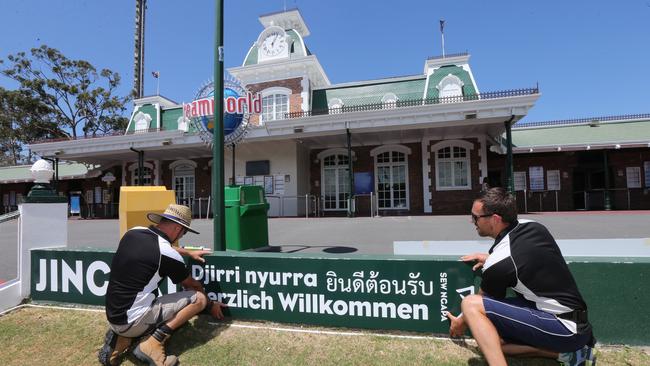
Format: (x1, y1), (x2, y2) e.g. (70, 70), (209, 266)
(173, 164), (196, 205)
(260, 87), (291, 123)
(371, 145), (411, 209)
(644, 161), (650, 187)
(318, 150), (354, 211)
(434, 143), (471, 190)
(131, 166), (153, 186)
(626, 167), (641, 188)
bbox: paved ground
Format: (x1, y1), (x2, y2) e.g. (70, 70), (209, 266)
(2, 211), (650, 282)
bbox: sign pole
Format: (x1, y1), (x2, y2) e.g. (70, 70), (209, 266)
(213, 0), (225, 251)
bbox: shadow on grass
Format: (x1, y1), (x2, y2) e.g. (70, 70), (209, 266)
(452, 339), (557, 365)
(123, 316), (232, 365)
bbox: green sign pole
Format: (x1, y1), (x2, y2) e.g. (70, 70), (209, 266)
(213, 0), (225, 251)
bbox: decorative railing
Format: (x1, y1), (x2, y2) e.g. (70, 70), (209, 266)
(426, 51), (470, 60)
(286, 87), (539, 119)
(516, 113), (650, 128)
(30, 127), (181, 144)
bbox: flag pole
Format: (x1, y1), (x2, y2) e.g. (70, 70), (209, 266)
(440, 19), (446, 58)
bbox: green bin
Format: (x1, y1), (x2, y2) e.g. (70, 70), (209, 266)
(225, 185), (270, 250)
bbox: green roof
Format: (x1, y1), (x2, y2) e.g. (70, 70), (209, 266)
(312, 77), (426, 110)
(425, 65), (477, 99)
(0, 163), (93, 183)
(512, 119), (650, 148)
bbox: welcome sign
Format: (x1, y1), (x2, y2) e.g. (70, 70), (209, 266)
(31, 249), (478, 333)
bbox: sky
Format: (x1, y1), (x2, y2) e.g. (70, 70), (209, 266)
(1, 0), (649, 123)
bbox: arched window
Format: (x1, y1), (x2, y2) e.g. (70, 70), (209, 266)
(433, 141), (472, 190)
(129, 163), (153, 186)
(371, 145), (411, 209)
(133, 112), (152, 133)
(381, 93), (398, 109)
(318, 149), (355, 211)
(437, 74), (464, 102)
(170, 160), (196, 206)
(261, 87), (291, 123)
(328, 98), (344, 114)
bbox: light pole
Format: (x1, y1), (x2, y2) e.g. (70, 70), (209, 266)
(212, 0), (225, 251)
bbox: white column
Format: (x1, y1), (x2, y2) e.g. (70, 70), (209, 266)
(18, 203), (68, 299)
(421, 137), (432, 213)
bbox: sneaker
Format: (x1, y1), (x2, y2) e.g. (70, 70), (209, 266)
(133, 335), (178, 366)
(558, 345), (597, 366)
(98, 328), (133, 366)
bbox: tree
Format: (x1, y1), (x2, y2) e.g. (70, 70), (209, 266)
(1, 45), (129, 140)
(0, 87), (60, 166)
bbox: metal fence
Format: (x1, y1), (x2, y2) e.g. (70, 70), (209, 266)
(516, 188), (641, 213)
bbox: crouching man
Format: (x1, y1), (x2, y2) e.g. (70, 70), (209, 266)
(99, 204), (226, 366)
(447, 188), (596, 366)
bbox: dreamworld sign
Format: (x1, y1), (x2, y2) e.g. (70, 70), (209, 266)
(184, 74), (262, 146)
(31, 249), (477, 334)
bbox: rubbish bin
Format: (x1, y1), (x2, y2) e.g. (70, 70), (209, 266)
(225, 185), (270, 250)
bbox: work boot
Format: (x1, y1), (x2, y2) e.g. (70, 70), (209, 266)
(133, 335), (178, 366)
(98, 328), (133, 366)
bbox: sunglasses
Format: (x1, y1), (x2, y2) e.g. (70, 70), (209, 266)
(471, 213), (494, 223)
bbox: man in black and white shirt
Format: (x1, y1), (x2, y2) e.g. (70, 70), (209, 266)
(100, 204), (225, 366)
(447, 188), (596, 366)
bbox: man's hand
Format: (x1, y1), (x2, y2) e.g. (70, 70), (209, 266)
(209, 301), (228, 320)
(461, 253), (488, 271)
(175, 247), (212, 263)
(446, 312), (467, 337)
(188, 249), (211, 263)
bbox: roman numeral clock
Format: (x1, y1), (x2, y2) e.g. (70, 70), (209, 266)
(257, 26), (290, 62)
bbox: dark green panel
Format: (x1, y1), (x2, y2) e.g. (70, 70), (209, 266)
(568, 261), (650, 345)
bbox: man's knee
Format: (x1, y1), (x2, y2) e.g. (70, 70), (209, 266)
(193, 291), (208, 310)
(461, 294), (485, 315)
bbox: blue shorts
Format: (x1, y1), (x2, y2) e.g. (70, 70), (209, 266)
(483, 296), (591, 353)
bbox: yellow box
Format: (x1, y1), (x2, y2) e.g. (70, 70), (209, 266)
(119, 186), (175, 238)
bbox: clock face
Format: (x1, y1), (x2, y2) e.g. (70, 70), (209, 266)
(260, 30), (286, 57)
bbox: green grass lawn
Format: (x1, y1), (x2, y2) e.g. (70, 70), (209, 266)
(0, 306), (648, 365)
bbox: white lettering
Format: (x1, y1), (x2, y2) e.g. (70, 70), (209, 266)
(61, 260), (83, 294)
(86, 261), (110, 296)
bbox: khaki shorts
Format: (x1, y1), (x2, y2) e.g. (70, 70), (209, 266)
(110, 291), (198, 338)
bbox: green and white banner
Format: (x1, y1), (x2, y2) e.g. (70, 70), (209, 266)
(31, 249), (477, 333)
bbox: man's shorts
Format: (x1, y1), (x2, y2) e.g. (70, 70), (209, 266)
(110, 291), (198, 338)
(483, 296), (592, 353)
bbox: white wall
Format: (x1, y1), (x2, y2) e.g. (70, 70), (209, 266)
(224, 140), (299, 216)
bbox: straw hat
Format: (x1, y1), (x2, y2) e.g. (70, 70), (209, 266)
(147, 204), (199, 234)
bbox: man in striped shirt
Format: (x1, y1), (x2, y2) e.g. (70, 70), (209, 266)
(447, 188), (596, 366)
(100, 204), (225, 366)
